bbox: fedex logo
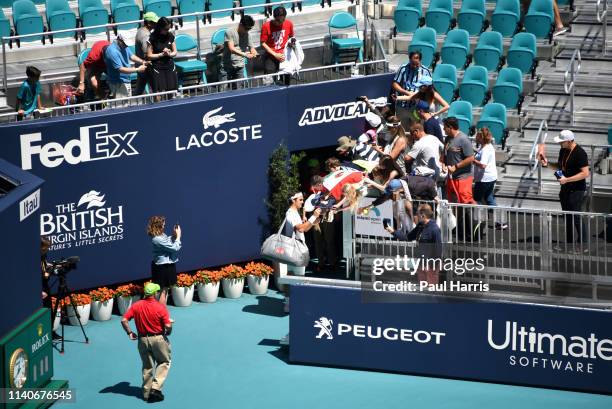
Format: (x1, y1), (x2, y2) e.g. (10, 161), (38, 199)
(20, 124), (139, 170)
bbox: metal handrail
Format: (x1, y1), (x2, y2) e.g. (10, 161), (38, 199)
(596, 0), (608, 56)
(0, 59), (388, 123)
(563, 49), (581, 126)
(529, 119), (548, 173)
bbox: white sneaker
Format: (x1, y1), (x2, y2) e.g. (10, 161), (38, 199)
(279, 334), (289, 346)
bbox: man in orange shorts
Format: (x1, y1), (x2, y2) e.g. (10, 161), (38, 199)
(442, 117), (475, 204)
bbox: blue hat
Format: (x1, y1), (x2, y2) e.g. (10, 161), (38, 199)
(385, 179), (402, 195)
(416, 76), (433, 88)
(415, 100), (431, 112)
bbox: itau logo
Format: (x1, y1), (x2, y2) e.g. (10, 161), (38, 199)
(314, 317), (334, 340)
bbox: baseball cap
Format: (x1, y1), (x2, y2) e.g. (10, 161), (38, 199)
(144, 282), (161, 296)
(415, 75), (433, 88)
(143, 12), (159, 23)
(553, 130), (575, 143)
(385, 179), (402, 195)
(336, 136), (356, 151)
(116, 33), (127, 45)
(365, 112), (382, 128)
(415, 100), (431, 112)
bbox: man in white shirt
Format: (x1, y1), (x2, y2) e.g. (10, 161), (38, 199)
(404, 122), (444, 178)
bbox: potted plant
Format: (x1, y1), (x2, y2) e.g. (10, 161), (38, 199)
(194, 270), (223, 303)
(221, 264), (247, 299)
(265, 143), (305, 291)
(64, 293), (91, 326)
(244, 262), (274, 295)
(171, 273), (195, 307)
(115, 283), (143, 315)
(89, 287), (116, 321)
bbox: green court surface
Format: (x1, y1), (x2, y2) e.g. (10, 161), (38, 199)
(53, 292), (612, 409)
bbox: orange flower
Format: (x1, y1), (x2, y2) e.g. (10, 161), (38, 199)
(175, 273), (195, 287)
(62, 293), (91, 307)
(244, 262), (274, 277)
(115, 283), (143, 297)
(194, 270), (223, 284)
(220, 264), (246, 280)
(89, 287), (116, 302)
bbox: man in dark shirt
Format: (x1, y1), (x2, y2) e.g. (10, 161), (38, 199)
(416, 100), (444, 143)
(122, 282), (173, 403)
(442, 117), (475, 204)
(553, 130), (590, 248)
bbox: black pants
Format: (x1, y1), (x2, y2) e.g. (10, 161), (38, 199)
(560, 190), (587, 244)
(313, 221), (338, 267)
(263, 54), (290, 86)
(133, 71), (149, 96)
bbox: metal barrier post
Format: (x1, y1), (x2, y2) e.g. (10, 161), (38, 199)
(597, 0), (608, 56)
(195, 14), (202, 61)
(590, 145), (595, 211)
(564, 50), (581, 126)
(2, 39), (6, 92)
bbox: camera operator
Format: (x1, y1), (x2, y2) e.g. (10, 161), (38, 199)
(41, 236), (52, 306)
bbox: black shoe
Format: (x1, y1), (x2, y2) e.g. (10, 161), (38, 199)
(148, 390), (164, 403)
(52, 331), (62, 340)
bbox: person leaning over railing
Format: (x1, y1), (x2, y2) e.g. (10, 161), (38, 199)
(104, 33), (148, 100)
(77, 40), (110, 100)
(146, 17), (178, 101)
(220, 15), (258, 89)
(391, 51), (431, 130)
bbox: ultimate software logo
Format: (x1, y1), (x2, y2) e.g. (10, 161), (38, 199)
(314, 317), (334, 340)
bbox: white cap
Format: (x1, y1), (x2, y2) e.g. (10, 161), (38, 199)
(365, 112), (381, 128)
(290, 192), (303, 201)
(553, 130), (575, 143)
(357, 133), (369, 143)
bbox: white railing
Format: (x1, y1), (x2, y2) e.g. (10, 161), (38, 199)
(528, 119), (548, 194)
(563, 49), (581, 126)
(596, 0), (608, 56)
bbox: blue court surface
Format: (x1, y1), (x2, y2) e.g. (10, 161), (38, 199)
(53, 292), (612, 409)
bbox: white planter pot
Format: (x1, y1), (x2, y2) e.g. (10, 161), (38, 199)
(247, 275), (269, 295)
(91, 299), (114, 321)
(117, 295), (141, 315)
(273, 261), (288, 292)
(53, 310), (61, 331)
(66, 304), (90, 326)
(171, 285), (194, 307)
(222, 278), (244, 299)
(196, 282), (220, 303)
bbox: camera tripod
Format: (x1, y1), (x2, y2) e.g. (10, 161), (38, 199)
(50, 273), (89, 354)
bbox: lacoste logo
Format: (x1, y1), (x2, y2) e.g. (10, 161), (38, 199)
(202, 107), (236, 129)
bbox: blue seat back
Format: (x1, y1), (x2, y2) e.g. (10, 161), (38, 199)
(491, 0), (520, 37)
(176, 33), (198, 52)
(394, 0), (422, 34)
(241, 0), (267, 14)
(448, 100), (473, 134)
(12, 0), (43, 42)
(425, 0), (453, 34)
(178, 0), (205, 22)
(507, 32), (536, 74)
(211, 28), (226, 47)
(432, 63), (457, 103)
(457, 0), (485, 35)
(143, 0), (172, 17)
(473, 31), (503, 72)
(408, 27), (437, 67)
(524, 0), (553, 39)
(459, 65), (488, 106)
(477, 102), (507, 144)
(441, 29), (469, 69)
(46, 0), (77, 38)
(493, 67), (523, 109)
(207, 0), (234, 19)
(111, 0), (140, 30)
(79, 0), (109, 34)
(329, 11), (357, 29)
(0, 9), (10, 40)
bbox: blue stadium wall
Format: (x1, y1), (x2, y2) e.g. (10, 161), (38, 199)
(1, 74), (393, 290)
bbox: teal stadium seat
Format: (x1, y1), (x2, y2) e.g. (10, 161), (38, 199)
(143, 0), (172, 17)
(493, 67), (524, 112)
(175, 34), (208, 85)
(432, 63), (457, 104)
(408, 27), (437, 67)
(447, 100), (473, 134)
(206, 0), (234, 23)
(177, 0), (205, 24)
(0, 9), (12, 47)
(491, 0), (520, 37)
(507, 32), (538, 78)
(328, 12), (363, 64)
(111, 0), (141, 30)
(79, 0), (110, 36)
(473, 31), (504, 72)
(211, 28), (248, 78)
(457, 0), (487, 35)
(46, 0), (77, 40)
(425, 0), (454, 35)
(393, 0), (423, 35)
(477, 102), (507, 145)
(240, 0), (268, 15)
(524, 0), (554, 40)
(459, 65), (488, 106)
(12, 0), (45, 46)
(441, 29), (470, 69)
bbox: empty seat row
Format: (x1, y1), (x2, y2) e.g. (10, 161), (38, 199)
(409, 28), (538, 78)
(434, 64), (524, 111)
(394, 0), (557, 40)
(448, 100), (508, 145)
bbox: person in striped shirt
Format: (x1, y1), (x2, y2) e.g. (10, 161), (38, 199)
(392, 51), (432, 129)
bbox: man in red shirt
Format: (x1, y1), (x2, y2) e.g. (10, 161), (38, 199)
(121, 282), (173, 403)
(77, 40), (110, 100)
(260, 6), (294, 83)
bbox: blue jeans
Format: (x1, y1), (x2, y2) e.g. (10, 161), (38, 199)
(473, 181), (497, 206)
